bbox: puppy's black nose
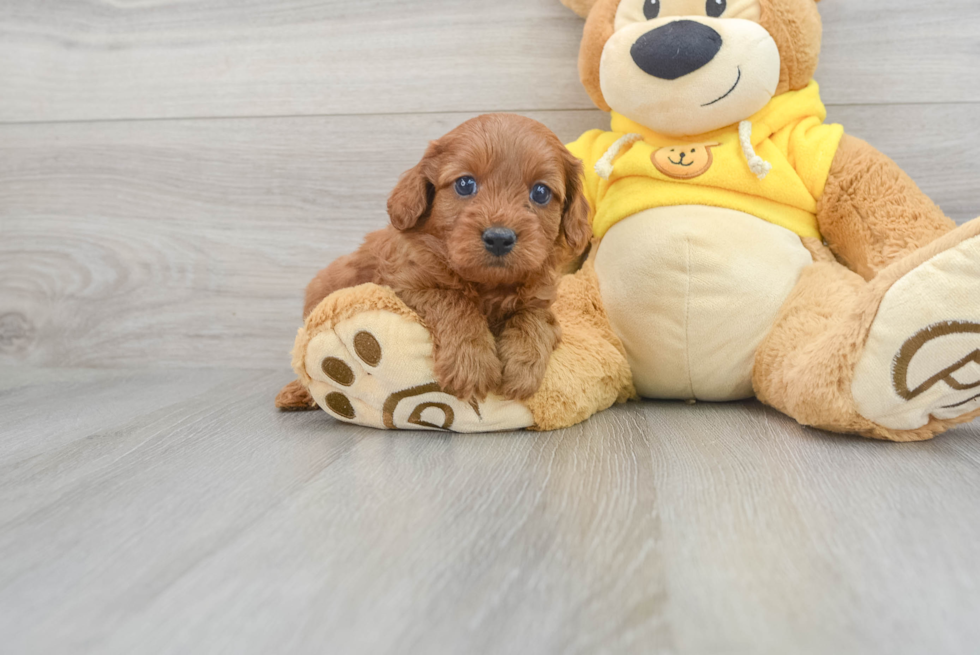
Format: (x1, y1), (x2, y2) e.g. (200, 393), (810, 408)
(631, 20), (722, 80)
(482, 227), (517, 257)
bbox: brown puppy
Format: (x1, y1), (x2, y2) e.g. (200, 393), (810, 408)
(277, 114), (592, 410)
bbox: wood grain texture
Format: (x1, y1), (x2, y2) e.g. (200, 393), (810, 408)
(0, 0), (978, 124)
(0, 0), (590, 124)
(0, 369), (978, 654)
(818, 0), (980, 106)
(2, 105), (978, 370)
(0, 367), (240, 468)
(641, 401), (980, 654)
(0, 369), (671, 654)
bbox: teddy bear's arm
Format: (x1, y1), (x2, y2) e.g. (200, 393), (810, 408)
(816, 134), (956, 280)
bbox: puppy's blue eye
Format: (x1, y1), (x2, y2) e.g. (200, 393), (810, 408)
(707, 0), (726, 17)
(454, 176), (477, 197)
(643, 0), (660, 20)
(530, 183), (553, 206)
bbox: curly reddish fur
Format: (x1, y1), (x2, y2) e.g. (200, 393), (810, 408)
(299, 114), (591, 403)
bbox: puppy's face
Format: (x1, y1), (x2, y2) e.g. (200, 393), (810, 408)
(387, 114), (591, 287)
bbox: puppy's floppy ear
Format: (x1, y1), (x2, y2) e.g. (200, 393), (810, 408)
(560, 151), (593, 255)
(388, 141), (440, 231)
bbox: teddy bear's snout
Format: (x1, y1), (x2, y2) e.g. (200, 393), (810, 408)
(630, 20), (722, 81)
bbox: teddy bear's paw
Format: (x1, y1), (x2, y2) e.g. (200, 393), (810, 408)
(853, 230), (980, 431)
(302, 304), (534, 433)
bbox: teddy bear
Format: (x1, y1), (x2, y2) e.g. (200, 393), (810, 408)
(286, 0), (980, 441)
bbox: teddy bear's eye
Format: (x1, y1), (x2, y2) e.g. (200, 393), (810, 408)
(706, 0), (726, 17)
(643, 0), (660, 20)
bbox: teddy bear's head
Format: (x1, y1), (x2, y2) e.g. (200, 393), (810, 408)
(562, 0), (822, 137)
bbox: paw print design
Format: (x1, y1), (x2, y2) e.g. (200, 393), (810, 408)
(298, 287), (534, 433)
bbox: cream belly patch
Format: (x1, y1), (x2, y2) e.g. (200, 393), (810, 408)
(594, 206), (813, 401)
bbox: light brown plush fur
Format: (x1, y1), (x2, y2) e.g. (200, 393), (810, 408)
(278, 114), (591, 408)
(818, 134), (956, 280)
(578, 0), (621, 112)
(759, 0), (823, 94)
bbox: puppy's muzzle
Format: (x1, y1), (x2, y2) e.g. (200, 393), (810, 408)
(631, 20), (722, 80)
(482, 227), (517, 257)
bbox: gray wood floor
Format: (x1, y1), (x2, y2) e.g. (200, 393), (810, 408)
(2, 1), (980, 653)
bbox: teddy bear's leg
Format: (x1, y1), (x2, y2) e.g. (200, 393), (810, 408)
(292, 262), (634, 432)
(818, 135), (958, 280)
(523, 261), (636, 430)
(755, 219), (980, 441)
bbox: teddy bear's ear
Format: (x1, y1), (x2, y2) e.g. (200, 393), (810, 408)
(560, 0), (599, 18)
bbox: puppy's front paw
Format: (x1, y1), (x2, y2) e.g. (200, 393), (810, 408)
(499, 360), (548, 401)
(435, 341), (502, 403)
(497, 313), (559, 401)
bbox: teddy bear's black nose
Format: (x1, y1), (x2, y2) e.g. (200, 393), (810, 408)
(631, 20), (723, 80)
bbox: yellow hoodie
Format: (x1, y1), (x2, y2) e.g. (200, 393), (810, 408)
(567, 82), (844, 240)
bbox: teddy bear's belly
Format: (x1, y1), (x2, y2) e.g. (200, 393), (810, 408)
(594, 206), (813, 401)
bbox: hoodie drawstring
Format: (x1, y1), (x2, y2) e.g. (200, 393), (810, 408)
(739, 121), (772, 180)
(595, 133), (644, 180)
